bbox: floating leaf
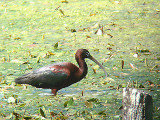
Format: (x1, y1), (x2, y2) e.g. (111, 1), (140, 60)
(64, 98), (74, 107)
(86, 35), (91, 38)
(23, 116), (32, 119)
(92, 68), (96, 74)
(129, 63), (138, 69)
(18, 103), (26, 108)
(59, 9), (65, 16)
(22, 61), (29, 64)
(54, 42), (58, 49)
(30, 54), (37, 58)
(68, 98), (74, 106)
(61, 0), (68, 3)
(137, 49), (150, 53)
(50, 112), (57, 117)
(37, 57), (40, 63)
(13, 112), (21, 119)
(64, 101), (68, 107)
(107, 33), (113, 38)
(71, 29), (76, 32)
(14, 37), (21, 40)
(39, 108), (46, 118)
(48, 51), (55, 55)
(98, 111), (106, 116)
(90, 13), (96, 16)
(84, 101), (93, 108)
(87, 98), (99, 103)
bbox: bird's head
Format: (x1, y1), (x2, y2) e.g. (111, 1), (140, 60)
(76, 49), (108, 77)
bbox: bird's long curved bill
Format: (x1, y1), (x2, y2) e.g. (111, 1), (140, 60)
(90, 56), (108, 77)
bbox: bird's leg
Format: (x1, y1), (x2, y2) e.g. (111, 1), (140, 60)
(51, 89), (57, 96)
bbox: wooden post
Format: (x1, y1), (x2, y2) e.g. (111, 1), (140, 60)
(123, 88), (153, 120)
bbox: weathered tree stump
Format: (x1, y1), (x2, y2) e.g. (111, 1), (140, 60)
(123, 88), (153, 120)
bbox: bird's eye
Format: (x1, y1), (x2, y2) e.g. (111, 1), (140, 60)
(86, 52), (90, 56)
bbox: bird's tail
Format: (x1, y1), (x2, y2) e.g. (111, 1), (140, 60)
(15, 73), (32, 84)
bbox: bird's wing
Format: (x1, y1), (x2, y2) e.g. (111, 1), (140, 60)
(15, 66), (69, 89)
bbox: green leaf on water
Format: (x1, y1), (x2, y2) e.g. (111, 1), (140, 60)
(48, 51), (55, 55)
(87, 98), (99, 103)
(54, 42), (58, 49)
(71, 29), (76, 32)
(14, 37), (21, 40)
(50, 111), (57, 117)
(12, 112), (21, 119)
(64, 101), (68, 107)
(30, 54), (37, 58)
(81, 110), (89, 115)
(37, 56), (40, 63)
(23, 116), (32, 119)
(84, 101), (93, 108)
(59, 9), (65, 16)
(98, 110), (106, 115)
(68, 97), (74, 106)
(61, 0), (69, 3)
(18, 103), (26, 108)
(64, 98), (74, 107)
(137, 49), (150, 53)
(39, 108), (46, 118)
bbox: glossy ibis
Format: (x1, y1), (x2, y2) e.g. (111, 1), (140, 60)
(15, 49), (107, 95)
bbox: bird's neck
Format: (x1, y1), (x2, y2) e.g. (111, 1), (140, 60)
(76, 57), (88, 79)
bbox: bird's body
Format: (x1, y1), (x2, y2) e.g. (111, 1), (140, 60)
(15, 49), (107, 95)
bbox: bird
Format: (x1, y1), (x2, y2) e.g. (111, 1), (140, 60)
(15, 49), (108, 95)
